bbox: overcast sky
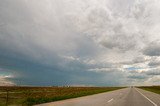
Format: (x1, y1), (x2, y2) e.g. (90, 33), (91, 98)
(0, 0), (160, 86)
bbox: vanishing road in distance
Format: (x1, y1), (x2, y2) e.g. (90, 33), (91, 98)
(36, 87), (160, 106)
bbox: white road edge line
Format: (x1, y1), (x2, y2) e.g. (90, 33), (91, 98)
(107, 98), (114, 103)
(135, 88), (157, 106)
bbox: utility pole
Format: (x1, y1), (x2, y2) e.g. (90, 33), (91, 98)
(6, 90), (9, 106)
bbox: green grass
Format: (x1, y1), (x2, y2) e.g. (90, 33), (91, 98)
(25, 88), (121, 105)
(138, 86), (160, 94)
(0, 86), (124, 106)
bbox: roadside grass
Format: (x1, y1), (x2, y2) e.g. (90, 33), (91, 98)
(0, 86), (124, 106)
(138, 86), (160, 94)
(25, 88), (120, 105)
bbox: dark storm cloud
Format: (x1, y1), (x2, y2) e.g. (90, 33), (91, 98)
(1, 0), (160, 86)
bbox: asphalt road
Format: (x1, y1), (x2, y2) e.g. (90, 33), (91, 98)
(36, 87), (160, 106)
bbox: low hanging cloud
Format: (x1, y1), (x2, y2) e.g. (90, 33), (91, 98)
(0, 0), (160, 86)
(0, 76), (15, 86)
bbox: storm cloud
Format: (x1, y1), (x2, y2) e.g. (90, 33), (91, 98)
(0, 0), (160, 86)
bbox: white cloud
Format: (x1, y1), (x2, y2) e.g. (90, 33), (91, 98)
(0, 75), (15, 86)
(144, 76), (160, 85)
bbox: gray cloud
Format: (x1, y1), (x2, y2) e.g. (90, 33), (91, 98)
(143, 41), (160, 56)
(145, 69), (160, 76)
(100, 34), (137, 51)
(120, 56), (148, 65)
(1, 0), (160, 86)
(148, 59), (160, 67)
(127, 74), (147, 80)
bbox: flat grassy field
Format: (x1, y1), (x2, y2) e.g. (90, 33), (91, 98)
(0, 86), (123, 106)
(138, 86), (160, 94)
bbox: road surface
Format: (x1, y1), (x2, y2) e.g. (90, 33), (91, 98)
(36, 87), (160, 106)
